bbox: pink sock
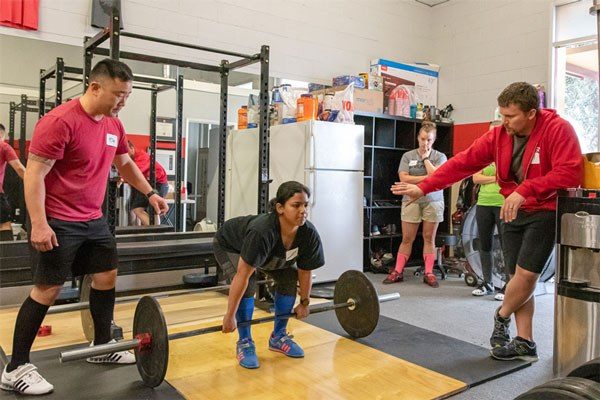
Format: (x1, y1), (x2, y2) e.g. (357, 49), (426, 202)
(394, 253), (409, 273)
(423, 253), (436, 275)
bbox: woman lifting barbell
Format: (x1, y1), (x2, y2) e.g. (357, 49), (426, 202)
(214, 181), (325, 369)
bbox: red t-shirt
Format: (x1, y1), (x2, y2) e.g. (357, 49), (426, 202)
(29, 99), (129, 221)
(133, 150), (168, 184)
(0, 141), (18, 193)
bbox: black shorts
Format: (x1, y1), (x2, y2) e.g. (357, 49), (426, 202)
(130, 183), (169, 210)
(0, 193), (13, 223)
(30, 217), (118, 285)
(213, 238), (298, 297)
(501, 210), (555, 275)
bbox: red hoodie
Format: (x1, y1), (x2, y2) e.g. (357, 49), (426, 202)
(418, 109), (582, 211)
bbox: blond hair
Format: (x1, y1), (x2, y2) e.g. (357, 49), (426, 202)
(419, 120), (437, 138)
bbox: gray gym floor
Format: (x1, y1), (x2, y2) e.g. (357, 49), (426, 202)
(367, 270), (555, 399)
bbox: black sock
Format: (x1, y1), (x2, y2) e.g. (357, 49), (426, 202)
(7, 297), (50, 372)
(0, 230), (13, 241)
(89, 287), (115, 345)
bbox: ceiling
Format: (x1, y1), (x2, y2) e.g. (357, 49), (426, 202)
(414, 0), (450, 7)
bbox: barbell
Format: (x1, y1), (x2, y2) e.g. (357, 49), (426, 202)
(47, 274), (279, 342)
(59, 270), (400, 387)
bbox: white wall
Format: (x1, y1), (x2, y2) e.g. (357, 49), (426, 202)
(432, 0), (555, 124)
(0, 0), (436, 84)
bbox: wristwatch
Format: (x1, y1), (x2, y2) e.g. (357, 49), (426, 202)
(300, 297), (310, 307)
(146, 189), (159, 199)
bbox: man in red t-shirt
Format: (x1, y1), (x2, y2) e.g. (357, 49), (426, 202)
(1, 59), (168, 395)
(126, 141), (169, 225)
(0, 123), (25, 241)
(393, 82), (582, 363)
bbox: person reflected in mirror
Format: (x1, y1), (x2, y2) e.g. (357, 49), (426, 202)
(215, 181), (324, 369)
(383, 121), (447, 288)
(0, 123), (25, 241)
(126, 140), (169, 225)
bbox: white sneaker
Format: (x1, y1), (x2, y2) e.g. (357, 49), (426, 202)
(1, 363), (54, 395)
(86, 339), (136, 364)
(472, 283), (493, 296)
(494, 292), (505, 301)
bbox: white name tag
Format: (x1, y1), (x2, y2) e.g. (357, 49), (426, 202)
(106, 133), (118, 147)
(409, 160), (418, 167)
(286, 247), (299, 261)
(531, 150), (540, 165)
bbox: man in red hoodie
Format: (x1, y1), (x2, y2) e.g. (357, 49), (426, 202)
(393, 82), (582, 361)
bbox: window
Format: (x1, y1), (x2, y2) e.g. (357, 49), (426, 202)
(553, 0), (599, 153)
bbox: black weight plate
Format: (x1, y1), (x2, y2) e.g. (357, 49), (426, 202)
(133, 296), (169, 388)
(544, 377), (600, 400)
(0, 345), (8, 370)
(516, 387), (587, 400)
(333, 270), (380, 338)
(80, 274), (94, 342)
(568, 357), (600, 383)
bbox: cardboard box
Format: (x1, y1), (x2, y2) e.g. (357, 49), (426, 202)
(312, 86), (383, 114)
(370, 58), (439, 113)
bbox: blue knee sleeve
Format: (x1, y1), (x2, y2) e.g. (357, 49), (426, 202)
(236, 297), (254, 341)
(273, 293), (296, 337)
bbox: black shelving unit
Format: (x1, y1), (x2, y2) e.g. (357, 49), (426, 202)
(355, 111), (454, 270)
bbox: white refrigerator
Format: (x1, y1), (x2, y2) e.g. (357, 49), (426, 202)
(210, 120), (364, 283)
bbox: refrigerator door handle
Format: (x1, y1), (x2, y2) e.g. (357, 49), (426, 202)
(309, 133), (316, 170)
(308, 170), (316, 207)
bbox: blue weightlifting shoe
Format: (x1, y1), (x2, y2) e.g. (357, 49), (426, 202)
(236, 338), (259, 369)
(268, 332), (304, 358)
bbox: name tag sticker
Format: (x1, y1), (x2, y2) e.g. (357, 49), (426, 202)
(286, 247), (299, 261)
(106, 134), (118, 147)
(409, 160), (418, 167)
(531, 152), (540, 165)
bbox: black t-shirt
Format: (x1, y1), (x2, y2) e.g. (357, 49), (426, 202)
(511, 134), (529, 183)
(215, 212), (325, 271)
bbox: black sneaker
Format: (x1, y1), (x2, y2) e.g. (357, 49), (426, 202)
(490, 307), (511, 348)
(490, 336), (538, 362)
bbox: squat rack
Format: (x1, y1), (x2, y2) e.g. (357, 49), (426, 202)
(85, 0), (271, 231)
(38, 57), (178, 231)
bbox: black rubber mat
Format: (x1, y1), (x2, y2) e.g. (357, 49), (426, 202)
(0, 344), (184, 399)
(306, 313), (532, 387)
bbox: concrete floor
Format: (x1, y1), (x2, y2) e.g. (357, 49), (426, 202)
(366, 270), (556, 399)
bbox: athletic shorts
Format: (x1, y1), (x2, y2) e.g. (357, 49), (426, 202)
(401, 200), (444, 223)
(0, 193), (13, 223)
(130, 183), (169, 210)
(212, 237), (297, 297)
(501, 210), (555, 275)
(30, 217), (118, 285)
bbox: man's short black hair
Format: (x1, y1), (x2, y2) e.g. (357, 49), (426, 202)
(89, 58), (133, 82)
(0, 123), (5, 131)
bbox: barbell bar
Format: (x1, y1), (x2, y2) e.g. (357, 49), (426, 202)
(48, 276), (278, 315)
(59, 270), (400, 387)
(48, 274), (282, 342)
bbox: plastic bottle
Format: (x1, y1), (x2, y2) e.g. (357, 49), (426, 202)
(237, 106), (248, 129)
(296, 94), (317, 121)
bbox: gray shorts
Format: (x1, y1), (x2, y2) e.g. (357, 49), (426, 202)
(212, 238), (297, 298)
